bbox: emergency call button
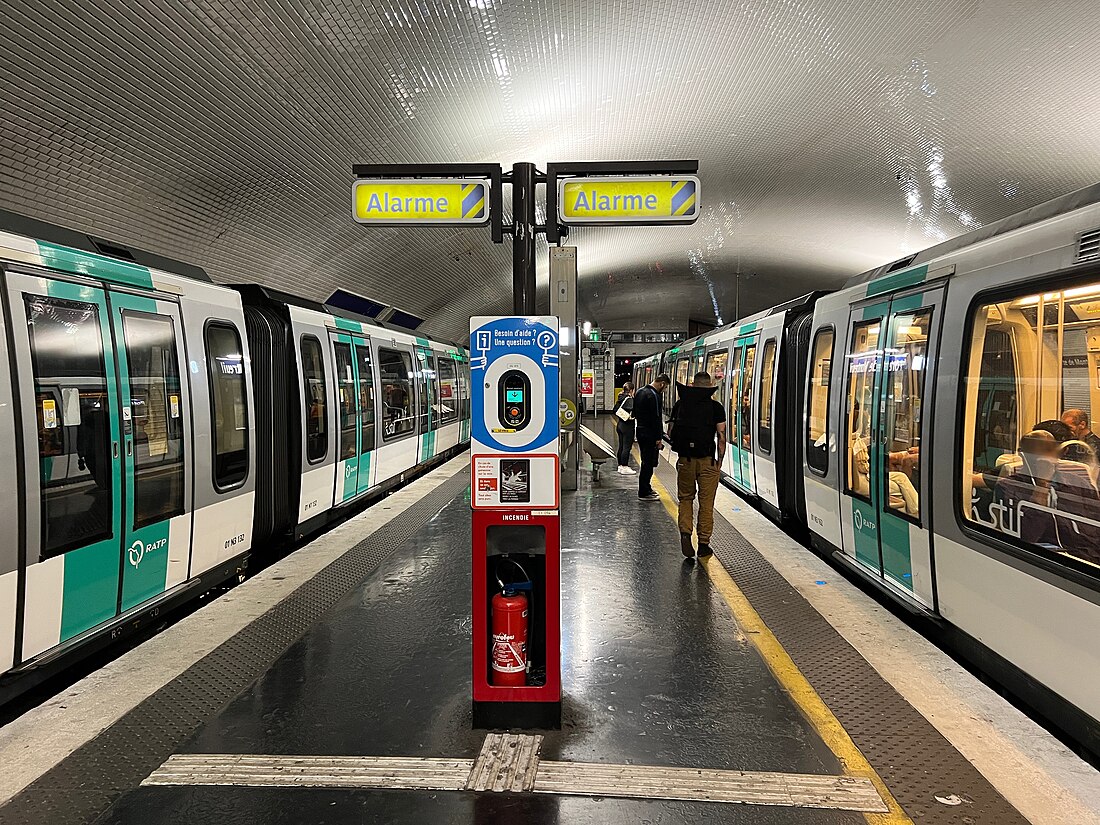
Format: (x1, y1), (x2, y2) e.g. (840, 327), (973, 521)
(498, 370), (531, 430)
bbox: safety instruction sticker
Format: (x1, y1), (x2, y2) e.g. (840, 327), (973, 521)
(170, 394), (180, 419)
(41, 398), (57, 429)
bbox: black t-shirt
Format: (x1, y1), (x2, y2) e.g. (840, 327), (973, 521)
(669, 398), (726, 457)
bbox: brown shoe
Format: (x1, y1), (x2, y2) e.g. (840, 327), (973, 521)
(680, 533), (694, 558)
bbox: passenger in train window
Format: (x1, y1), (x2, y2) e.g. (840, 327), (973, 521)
(1060, 440), (1099, 488)
(993, 431), (1061, 547)
(1061, 409), (1100, 457)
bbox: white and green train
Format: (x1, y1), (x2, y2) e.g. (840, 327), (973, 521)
(0, 213), (469, 700)
(637, 183), (1100, 757)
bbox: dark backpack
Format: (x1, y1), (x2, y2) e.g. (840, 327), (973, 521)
(669, 384), (719, 458)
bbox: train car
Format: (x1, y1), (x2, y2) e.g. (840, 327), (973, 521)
(234, 286), (470, 543)
(801, 183), (1100, 754)
(0, 215), (470, 703)
(0, 219), (258, 696)
(647, 183), (1100, 757)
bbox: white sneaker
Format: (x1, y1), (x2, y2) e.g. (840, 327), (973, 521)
(618, 465), (637, 475)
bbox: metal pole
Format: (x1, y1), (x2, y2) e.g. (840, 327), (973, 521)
(552, 247), (578, 492)
(512, 162), (537, 315)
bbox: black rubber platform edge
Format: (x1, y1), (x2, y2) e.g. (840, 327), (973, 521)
(0, 469), (470, 825)
(653, 459), (1028, 824)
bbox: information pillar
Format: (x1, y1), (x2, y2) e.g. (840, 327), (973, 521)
(470, 315), (561, 729)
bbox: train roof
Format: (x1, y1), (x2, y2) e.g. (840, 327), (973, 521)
(844, 181), (1100, 288)
(0, 209), (212, 283)
(233, 283), (465, 352)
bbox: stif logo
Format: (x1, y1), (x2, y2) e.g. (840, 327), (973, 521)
(128, 537), (168, 568)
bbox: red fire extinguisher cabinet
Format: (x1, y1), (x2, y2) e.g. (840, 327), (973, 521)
(472, 508), (561, 729)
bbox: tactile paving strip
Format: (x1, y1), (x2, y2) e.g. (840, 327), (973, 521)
(653, 460), (1028, 824)
(0, 468), (469, 825)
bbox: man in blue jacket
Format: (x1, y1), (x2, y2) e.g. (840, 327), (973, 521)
(632, 374), (671, 501)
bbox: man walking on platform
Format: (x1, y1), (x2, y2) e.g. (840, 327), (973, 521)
(632, 374), (671, 501)
(669, 371), (726, 558)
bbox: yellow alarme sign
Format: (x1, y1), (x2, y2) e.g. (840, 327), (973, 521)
(558, 176), (700, 224)
(352, 178), (489, 224)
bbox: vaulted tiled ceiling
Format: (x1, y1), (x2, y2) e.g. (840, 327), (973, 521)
(2, 0), (1099, 341)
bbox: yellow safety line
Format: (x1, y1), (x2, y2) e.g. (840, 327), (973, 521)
(650, 474), (912, 825)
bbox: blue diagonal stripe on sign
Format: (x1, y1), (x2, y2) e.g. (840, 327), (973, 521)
(671, 180), (696, 215)
(462, 184), (486, 218)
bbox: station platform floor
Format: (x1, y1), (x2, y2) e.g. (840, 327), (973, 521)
(1, 423), (1099, 824)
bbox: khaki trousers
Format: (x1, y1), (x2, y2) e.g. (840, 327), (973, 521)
(676, 456), (721, 542)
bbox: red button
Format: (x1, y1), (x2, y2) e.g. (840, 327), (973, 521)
(509, 407), (519, 417)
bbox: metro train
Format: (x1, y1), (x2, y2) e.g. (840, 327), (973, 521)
(636, 183), (1100, 756)
(0, 213), (470, 701)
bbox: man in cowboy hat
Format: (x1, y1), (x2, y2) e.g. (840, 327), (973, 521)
(669, 371), (727, 558)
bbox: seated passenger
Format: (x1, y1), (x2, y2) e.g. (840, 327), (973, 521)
(993, 431), (1059, 546)
(1060, 440), (1099, 488)
(888, 471), (919, 516)
(849, 431), (871, 497)
(1034, 419), (1073, 443)
(1060, 409), (1100, 458)
(1051, 442), (1100, 564)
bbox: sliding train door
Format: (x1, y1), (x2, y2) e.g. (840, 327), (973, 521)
(330, 331), (378, 504)
(7, 270), (194, 660)
(839, 284), (944, 606)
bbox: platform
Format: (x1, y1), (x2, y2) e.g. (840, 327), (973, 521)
(0, 440), (1093, 823)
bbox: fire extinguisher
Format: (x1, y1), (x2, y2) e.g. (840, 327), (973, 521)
(491, 558), (533, 687)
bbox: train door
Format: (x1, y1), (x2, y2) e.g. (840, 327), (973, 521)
(755, 334), (780, 509)
(7, 272), (123, 658)
(330, 332), (377, 504)
(354, 337), (377, 495)
(728, 334), (759, 492)
(7, 272), (194, 656)
(839, 286), (943, 606)
(110, 291), (192, 612)
(704, 344), (730, 470)
(331, 333), (360, 503)
(726, 343), (743, 483)
(414, 346), (437, 462)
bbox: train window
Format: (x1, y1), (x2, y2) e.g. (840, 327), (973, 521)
(301, 335), (328, 463)
(705, 349), (729, 411)
(123, 312), (184, 528)
(206, 323), (249, 490)
(758, 339), (777, 455)
(25, 295), (114, 558)
(963, 282), (1100, 572)
(740, 344), (756, 452)
(881, 309), (932, 520)
(438, 358), (459, 425)
(674, 357), (690, 406)
(356, 343), (376, 453)
(379, 348), (415, 440)
(333, 342), (357, 461)
(729, 346), (743, 447)
(845, 320), (881, 498)
(806, 328), (834, 475)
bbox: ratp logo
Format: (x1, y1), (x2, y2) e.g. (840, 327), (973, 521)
(128, 537), (167, 568)
(853, 509), (876, 533)
(345, 464), (354, 479)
